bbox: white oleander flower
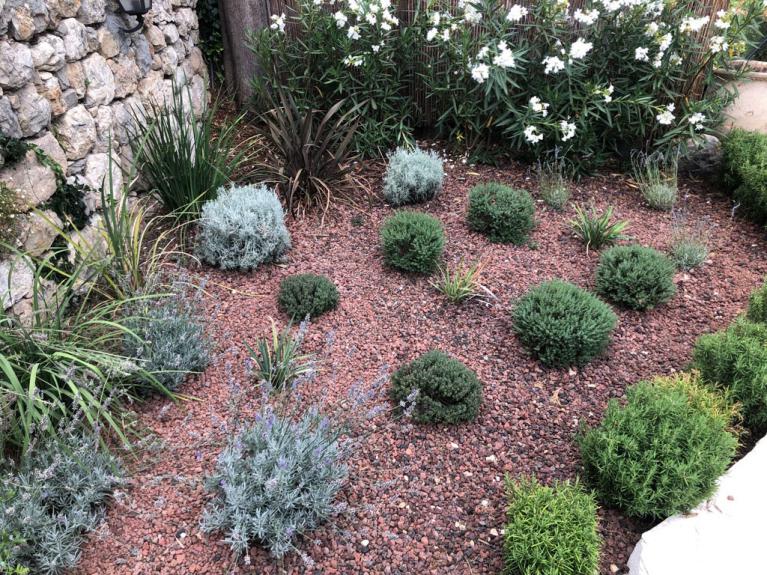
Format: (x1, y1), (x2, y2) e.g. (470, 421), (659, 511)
(431, 12), (441, 26)
(343, 55), (364, 67)
(570, 38), (593, 59)
(366, 12), (378, 25)
(372, 44), (381, 53)
(595, 84), (614, 103)
(560, 120), (576, 141)
(442, 28), (450, 41)
(635, 46), (650, 61)
(528, 96), (549, 117)
(656, 103), (675, 125)
(426, 27), (438, 41)
(463, 1), (482, 23)
(470, 63), (490, 83)
(645, 21), (659, 35)
(670, 53), (682, 65)
(381, 21), (392, 30)
(506, 4), (528, 22)
(270, 13), (286, 32)
(709, 35), (728, 53)
(600, 0), (622, 13)
(524, 125), (544, 144)
(542, 55), (565, 74)
(493, 46), (516, 68)
(477, 46), (490, 60)
(574, 8), (599, 25)
(714, 10), (730, 30)
(658, 32), (672, 52)
(334, 11), (348, 27)
(688, 112), (705, 130)
(680, 16), (709, 34)
(347, 25), (360, 40)
(313, 0), (323, 5)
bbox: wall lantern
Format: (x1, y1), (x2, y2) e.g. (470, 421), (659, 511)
(117, 0), (153, 33)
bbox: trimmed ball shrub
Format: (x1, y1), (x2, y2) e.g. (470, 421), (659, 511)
(380, 211), (445, 274)
(747, 279), (767, 324)
(693, 318), (767, 432)
(512, 280), (617, 368)
(504, 477), (600, 575)
(596, 245), (676, 310)
(390, 350), (481, 424)
(196, 184), (291, 271)
(383, 147), (444, 207)
(278, 274), (339, 319)
(467, 182), (535, 245)
(578, 374), (738, 519)
(722, 129), (767, 226)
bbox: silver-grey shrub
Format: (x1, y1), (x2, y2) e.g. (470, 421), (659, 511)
(196, 184), (291, 271)
(0, 433), (122, 574)
(383, 147), (445, 206)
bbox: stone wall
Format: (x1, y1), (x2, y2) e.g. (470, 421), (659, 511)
(0, 0), (208, 316)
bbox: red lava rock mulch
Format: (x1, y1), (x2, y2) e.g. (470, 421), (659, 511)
(78, 159), (767, 575)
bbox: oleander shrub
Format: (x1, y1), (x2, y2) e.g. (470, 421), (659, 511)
(504, 477), (600, 575)
(467, 183), (535, 245)
(123, 294), (211, 392)
(380, 211), (445, 274)
(721, 129), (767, 226)
(596, 245), (676, 310)
(513, 280), (617, 368)
(390, 350), (482, 424)
(278, 274), (340, 319)
(383, 147), (444, 207)
(0, 433), (122, 574)
(747, 279), (767, 324)
(196, 184), (291, 271)
(693, 318), (767, 432)
(578, 374), (738, 519)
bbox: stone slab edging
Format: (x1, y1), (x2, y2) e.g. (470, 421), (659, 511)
(627, 434), (767, 575)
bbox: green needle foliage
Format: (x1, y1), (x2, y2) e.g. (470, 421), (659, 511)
(596, 245), (676, 310)
(278, 274), (340, 320)
(747, 279), (767, 324)
(380, 211), (445, 274)
(467, 183), (535, 245)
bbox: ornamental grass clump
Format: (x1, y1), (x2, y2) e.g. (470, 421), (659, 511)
(380, 211), (445, 274)
(430, 259), (491, 303)
(278, 274), (340, 319)
(596, 245), (676, 310)
(383, 147), (445, 206)
(390, 350), (482, 423)
(570, 205), (629, 252)
(196, 184), (291, 271)
(669, 213), (710, 271)
(504, 477), (600, 575)
(537, 157), (571, 210)
(246, 318), (314, 391)
(512, 280), (617, 368)
(578, 373), (738, 519)
(693, 318), (767, 432)
(631, 151), (679, 211)
(467, 183), (535, 245)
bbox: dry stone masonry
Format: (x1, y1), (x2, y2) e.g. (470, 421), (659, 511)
(0, 0), (208, 317)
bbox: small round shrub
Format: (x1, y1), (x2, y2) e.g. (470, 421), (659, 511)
(504, 477), (600, 575)
(512, 280), (617, 368)
(747, 279), (767, 324)
(596, 245), (676, 310)
(380, 211), (445, 274)
(693, 318), (767, 432)
(196, 184), (291, 271)
(390, 350), (481, 424)
(578, 373), (738, 519)
(383, 147), (444, 206)
(278, 274), (339, 319)
(467, 183), (535, 245)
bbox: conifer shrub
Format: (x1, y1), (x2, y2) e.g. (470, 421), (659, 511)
(380, 211), (445, 274)
(390, 350), (482, 424)
(512, 280), (617, 368)
(467, 182), (535, 245)
(383, 147), (444, 206)
(596, 245), (676, 310)
(278, 274), (339, 319)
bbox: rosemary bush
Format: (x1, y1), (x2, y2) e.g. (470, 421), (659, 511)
(278, 274), (340, 320)
(747, 279), (767, 324)
(380, 211), (445, 274)
(721, 129), (767, 226)
(596, 245), (677, 310)
(383, 147), (445, 207)
(467, 183), (535, 245)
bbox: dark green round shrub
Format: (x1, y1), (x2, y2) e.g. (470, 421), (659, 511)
(693, 318), (767, 433)
(747, 279), (767, 324)
(596, 245), (676, 310)
(390, 350), (481, 424)
(578, 374), (738, 519)
(380, 211), (445, 274)
(504, 477), (600, 575)
(512, 280), (617, 368)
(278, 274), (339, 319)
(467, 183), (535, 245)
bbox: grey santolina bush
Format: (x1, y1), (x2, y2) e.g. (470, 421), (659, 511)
(383, 147), (444, 206)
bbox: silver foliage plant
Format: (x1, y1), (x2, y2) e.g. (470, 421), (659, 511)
(383, 147), (445, 207)
(201, 325), (418, 562)
(195, 184), (291, 271)
(0, 433), (123, 575)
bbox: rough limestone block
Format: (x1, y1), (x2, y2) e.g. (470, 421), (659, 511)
(628, 435), (767, 575)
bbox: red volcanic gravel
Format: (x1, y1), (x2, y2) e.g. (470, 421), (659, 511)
(79, 158), (767, 575)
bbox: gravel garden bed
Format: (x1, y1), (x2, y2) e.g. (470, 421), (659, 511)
(77, 159), (767, 575)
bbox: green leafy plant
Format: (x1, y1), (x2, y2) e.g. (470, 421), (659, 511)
(570, 205), (629, 252)
(383, 147), (445, 207)
(380, 211), (445, 274)
(537, 156), (571, 210)
(467, 183), (535, 245)
(246, 319), (314, 391)
(255, 88), (360, 217)
(578, 373), (738, 519)
(747, 278), (767, 324)
(131, 85), (248, 221)
(430, 259), (491, 303)
(596, 245), (677, 310)
(631, 151), (679, 211)
(390, 350), (482, 424)
(504, 477), (600, 575)
(195, 184), (291, 271)
(278, 274), (340, 319)
(721, 129), (767, 226)
(693, 318), (767, 432)
(512, 280), (617, 368)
